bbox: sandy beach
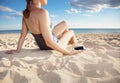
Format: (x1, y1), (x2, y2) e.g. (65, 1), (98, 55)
(0, 33), (120, 83)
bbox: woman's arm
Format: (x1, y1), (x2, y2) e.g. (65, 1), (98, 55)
(16, 17), (28, 52)
(39, 10), (73, 55)
(6, 17), (28, 54)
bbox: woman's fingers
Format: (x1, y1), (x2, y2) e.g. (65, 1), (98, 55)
(5, 50), (17, 54)
(5, 50), (14, 54)
(70, 50), (82, 55)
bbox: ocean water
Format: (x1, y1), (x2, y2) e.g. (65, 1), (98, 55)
(0, 30), (21, 34)
(0, 29), (120, 34)
(70, 28), (120, 33)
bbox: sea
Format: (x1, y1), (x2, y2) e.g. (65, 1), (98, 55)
(0, 28), (120, 34)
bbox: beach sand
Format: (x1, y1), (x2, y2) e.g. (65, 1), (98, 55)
(0, 33), (120, 83)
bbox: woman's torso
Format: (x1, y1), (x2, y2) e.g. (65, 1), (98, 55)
(24, 6), (48, 34)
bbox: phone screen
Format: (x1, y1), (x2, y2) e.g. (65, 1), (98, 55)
(74, 46), (85, 50)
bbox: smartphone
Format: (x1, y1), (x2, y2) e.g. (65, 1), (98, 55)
(73, 46), (85, 50)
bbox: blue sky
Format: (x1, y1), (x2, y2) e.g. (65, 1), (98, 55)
(0, 0), (120, 30)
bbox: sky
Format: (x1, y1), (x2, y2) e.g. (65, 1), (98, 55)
(0, 0), (120, 30)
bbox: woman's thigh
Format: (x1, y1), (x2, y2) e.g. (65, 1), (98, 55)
(52, 21), (68, 38)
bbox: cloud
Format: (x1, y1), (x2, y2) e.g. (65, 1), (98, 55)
(0, 5), (22, 18)
(0, 5), (14, 12)
(70, 0), (120, 12)
(11, 12), (22, 17)
(83, 14), (92, 17)
(0, 16), (15, 20)
(50, 14), (57, 18)
(65, 8), (81, 14)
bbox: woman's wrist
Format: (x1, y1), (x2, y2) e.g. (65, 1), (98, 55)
(63, 50), (71, 55)
(16, 49), (21, 53)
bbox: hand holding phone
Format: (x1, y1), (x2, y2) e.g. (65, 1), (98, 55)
(73, 46), (86, 50)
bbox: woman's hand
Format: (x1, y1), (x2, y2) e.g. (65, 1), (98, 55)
(69, 50), (81, 55)
(63, 50), (82, 55)
(5, 50), (20, 54)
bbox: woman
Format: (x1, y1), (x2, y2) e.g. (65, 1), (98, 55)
(6, 0), (80, 55)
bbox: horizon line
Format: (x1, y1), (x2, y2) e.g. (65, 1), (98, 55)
(0, 28), (120, 31)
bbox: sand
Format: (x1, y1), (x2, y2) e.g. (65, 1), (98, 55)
(0, 33), (120, 83)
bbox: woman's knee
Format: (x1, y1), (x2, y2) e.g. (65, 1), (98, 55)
(61, 21), (68, 28)
(62, 20), (68, 25)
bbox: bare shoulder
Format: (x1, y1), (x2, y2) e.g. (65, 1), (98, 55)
(38, 9), (49, 16)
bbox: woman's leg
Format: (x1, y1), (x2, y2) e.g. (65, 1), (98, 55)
(52, 21), (68, 38)
(52, 21), (77, 44)
(58, 30), (76, 48)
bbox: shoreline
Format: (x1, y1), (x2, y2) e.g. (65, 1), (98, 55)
(0, 28), (120, 34)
